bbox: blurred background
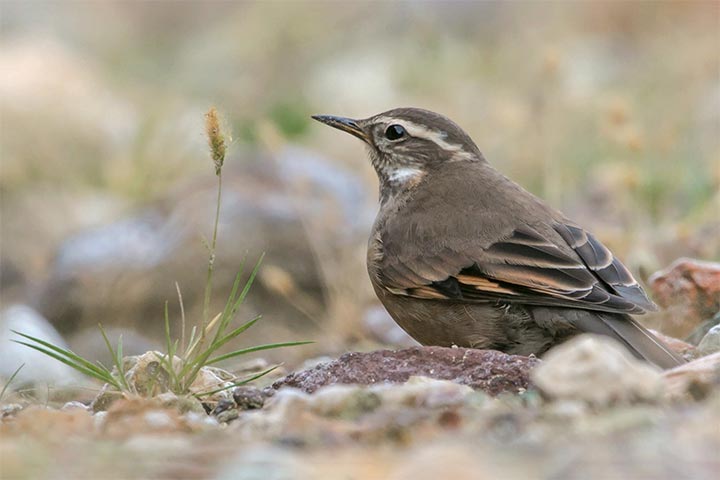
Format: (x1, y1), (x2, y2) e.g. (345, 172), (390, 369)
(1, 1), (718, 381)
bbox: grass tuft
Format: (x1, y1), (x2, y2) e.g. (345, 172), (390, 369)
(11, 107), (311, 399)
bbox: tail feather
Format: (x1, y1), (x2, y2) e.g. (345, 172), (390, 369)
(574, 313), (685, 369)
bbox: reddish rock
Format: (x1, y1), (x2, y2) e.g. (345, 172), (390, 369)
(0, 406), (93, 439)
(648, 329), (697, 359)
(269, 347), (538, 396)
(663, 352), (720, 400)
(649, 258), (720, 338)
(101, 397), (195, 438)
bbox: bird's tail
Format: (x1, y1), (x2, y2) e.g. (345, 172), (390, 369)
(576, 313), (686, 369)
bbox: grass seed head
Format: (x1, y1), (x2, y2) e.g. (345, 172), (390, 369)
(205, 107), (227, 175)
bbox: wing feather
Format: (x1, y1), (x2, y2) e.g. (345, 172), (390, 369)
(379, 223), (656, 315)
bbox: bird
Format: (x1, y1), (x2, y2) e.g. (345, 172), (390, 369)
(312, 108), (684, 369)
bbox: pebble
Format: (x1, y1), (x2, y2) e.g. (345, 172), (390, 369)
(1, 403), (24, 418)
(0, 304), (82, 387)
(93, 411), (108, 430)
(216, 408), (240, 424)
(531, 334), (664, 407)
(698, 324), (720, 356)
(663, 352), (720, 400)
(233, 386), (266, 410)
(61, 401), (88, 411)
(183, 411), (219, 430)
(212, 399), (240, 424)
(308, 384), (382, 419)
(143, 410), (175, 429)
(376, 376), (475, 409)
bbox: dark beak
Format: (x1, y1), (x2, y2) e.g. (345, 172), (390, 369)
(311, 114), (369, 143)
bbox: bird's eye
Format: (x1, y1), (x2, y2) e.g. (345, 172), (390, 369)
(384, 124), (406, 140)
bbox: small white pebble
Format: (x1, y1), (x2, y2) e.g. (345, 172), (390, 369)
(184, 411), (219, 429)
(143, 410), (174, 428)
(61, 401), (88, 411)
(93, 411), (108, 430)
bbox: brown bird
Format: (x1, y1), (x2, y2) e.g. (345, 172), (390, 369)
(312, 108), (684, 369)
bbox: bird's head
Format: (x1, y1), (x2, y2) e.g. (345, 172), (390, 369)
(312, 108), (484, 200)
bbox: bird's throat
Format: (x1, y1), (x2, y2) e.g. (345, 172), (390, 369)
(377, 165), (426, 204)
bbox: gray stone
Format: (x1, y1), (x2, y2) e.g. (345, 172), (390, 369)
(233, 386), (266, 410)
(531, 334), (664, 407)
(0, 304), (82, 388)
(697, 324), (720, 356)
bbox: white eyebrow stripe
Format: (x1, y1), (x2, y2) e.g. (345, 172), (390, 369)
(375, 116), (474, 160)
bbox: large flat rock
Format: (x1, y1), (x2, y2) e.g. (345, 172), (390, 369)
(269, 346), (538, 396)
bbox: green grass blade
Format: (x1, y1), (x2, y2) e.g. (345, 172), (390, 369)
(230, 254), (264, 317)
(99, 324), (130, 390)
(235, 365), (279, 385)
(210, 262), (247, 346)
(0, 363), (25, 400)
(10, 340), (120, 389)
(211, 316), (262, 351)
(172, 339), (180, 360)
(164, 301), (173, 357)
(186, 326), (198, 356)
(211, 255), (262, 348)
(117, 335), (123, 365)
(221, 262), (246, 322)
(206, 341), (313, 366)
(180, 315), (262, 380)
(99, 324), (116, 357)
(176, 282), (186, 357)
(190, 316), (262, 371)
(117, 334), (127, 389)
(195, 365), (279, 398)
(179, 317), (264, 392)
(11, 330), (113, 378)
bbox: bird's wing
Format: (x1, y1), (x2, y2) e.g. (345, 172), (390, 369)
(378, 223), (657, 315)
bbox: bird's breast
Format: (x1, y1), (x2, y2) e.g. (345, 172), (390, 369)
(366, 228), (385, 284)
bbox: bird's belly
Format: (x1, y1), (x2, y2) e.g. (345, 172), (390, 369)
(374, 285), (566, 355)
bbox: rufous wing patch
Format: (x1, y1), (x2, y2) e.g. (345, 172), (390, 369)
(455, 274), (519, 295)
